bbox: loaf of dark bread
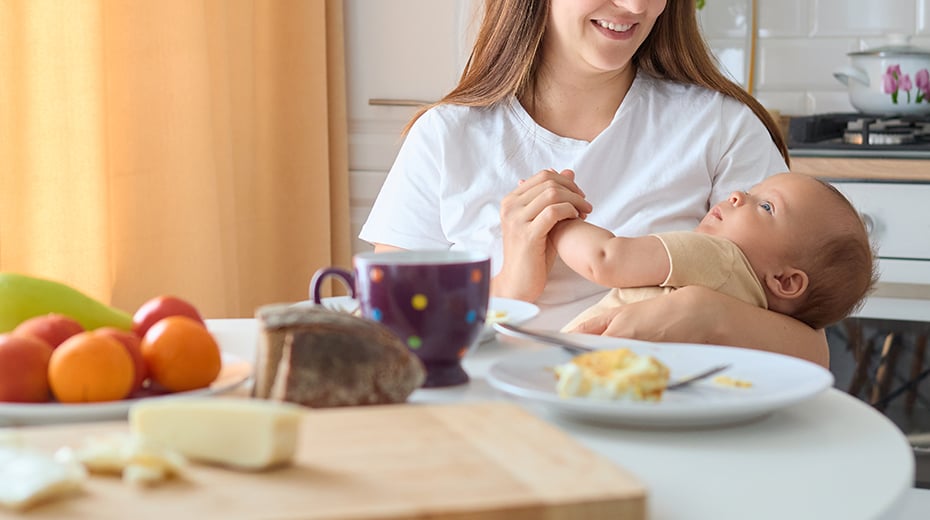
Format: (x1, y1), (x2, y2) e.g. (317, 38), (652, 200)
(253, 303), (425, 407)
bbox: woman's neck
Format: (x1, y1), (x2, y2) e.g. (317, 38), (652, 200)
(519, 62), (636, 142)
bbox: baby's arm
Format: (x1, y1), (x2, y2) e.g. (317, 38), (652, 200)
(550, 219), (671, 288)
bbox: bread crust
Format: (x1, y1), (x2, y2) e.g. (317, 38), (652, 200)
(253, 304), (425, 407)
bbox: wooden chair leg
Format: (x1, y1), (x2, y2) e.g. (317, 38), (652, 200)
(845, 320), (862, 355)
(848, 321), (872, 398)
(906, 334), (928, 415)
(871, 333), (899, 411)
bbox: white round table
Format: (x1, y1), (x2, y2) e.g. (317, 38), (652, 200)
(208, 319), (916, 520)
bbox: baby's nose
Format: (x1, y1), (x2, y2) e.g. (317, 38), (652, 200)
(728, 191), (745, 206)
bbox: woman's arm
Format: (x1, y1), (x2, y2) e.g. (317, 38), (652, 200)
(572, 285), (830, 368)
(493, 169), (591, 302)
(372, 243), (404, 253)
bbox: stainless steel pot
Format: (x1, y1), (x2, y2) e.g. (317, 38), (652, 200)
(833, 34), (930, 115)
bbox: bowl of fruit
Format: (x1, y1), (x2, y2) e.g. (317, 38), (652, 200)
(0, 273), (251, 425)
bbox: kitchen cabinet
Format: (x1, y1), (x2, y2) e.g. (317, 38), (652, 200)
(344, 0), (480, 254)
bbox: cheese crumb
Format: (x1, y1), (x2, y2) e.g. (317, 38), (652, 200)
(713, 375), (753, 388)
(56, 432), (187, 486)
(485, 309), (509, 324)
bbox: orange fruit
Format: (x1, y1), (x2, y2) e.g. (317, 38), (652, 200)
(48, 331), (134, 403)
(94, 327), (148, 393)
(141, 316), (221, 393)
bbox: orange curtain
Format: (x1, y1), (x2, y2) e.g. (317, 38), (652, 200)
(0, 0), (350, 318)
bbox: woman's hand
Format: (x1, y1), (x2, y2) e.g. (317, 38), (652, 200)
(571, 285), (829, 368)
(493, 169), (592, 302)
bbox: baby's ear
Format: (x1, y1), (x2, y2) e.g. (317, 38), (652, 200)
(765, 268), (809, 300)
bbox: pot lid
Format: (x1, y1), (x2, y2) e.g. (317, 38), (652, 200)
(848, 34), (930, 57)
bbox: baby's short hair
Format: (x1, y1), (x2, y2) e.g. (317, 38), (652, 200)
(790, 179), (878, 329)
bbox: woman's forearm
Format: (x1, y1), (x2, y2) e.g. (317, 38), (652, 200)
(574, 285), (830, 368)
(698, 289), (830, 368)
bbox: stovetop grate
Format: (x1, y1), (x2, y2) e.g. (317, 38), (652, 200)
(788, 112), (930, 152)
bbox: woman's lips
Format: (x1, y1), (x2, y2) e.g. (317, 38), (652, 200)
(591, 20), (637, 40)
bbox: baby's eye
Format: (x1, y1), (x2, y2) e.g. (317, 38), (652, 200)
(760, 201), (773, 213)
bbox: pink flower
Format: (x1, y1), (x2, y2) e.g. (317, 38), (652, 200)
(899, 73), (913, 91)
(883, 72), (898, 94)
(916, 69), (930, 95)
(887, 64), (902, 78)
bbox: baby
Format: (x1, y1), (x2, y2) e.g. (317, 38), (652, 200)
(553, 172), (877, 332)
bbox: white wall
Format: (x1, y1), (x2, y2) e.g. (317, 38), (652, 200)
(700, 0), (930, 115)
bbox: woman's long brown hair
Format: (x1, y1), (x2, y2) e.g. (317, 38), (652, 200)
(404, 0), (789, 165)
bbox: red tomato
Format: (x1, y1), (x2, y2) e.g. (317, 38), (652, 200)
(132, 295), (205, 338)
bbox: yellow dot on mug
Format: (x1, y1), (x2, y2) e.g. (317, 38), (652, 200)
(370, 267), (384, 283)
(411, 294), (428, 310)
(408, 336), (422, 349)
(471, 269), (483, 283)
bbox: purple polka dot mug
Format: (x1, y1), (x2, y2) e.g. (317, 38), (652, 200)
(310, 250), (491, 388)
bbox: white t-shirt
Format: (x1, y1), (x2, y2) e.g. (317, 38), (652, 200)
(359, 72), (788, 329)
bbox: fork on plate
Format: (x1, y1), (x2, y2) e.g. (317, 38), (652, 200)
(492, 322), (731, 390)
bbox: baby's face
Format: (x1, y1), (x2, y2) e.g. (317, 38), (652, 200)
(695, 173), (838, 270)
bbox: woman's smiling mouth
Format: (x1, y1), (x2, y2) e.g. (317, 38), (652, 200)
(595, 19), (634, 33)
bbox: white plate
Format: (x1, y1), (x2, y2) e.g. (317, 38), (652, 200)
(480, 297), (540, 342)
(0, 352), (252, 427)
(315, 296), (540, 344)
(486, 334), (834, 428)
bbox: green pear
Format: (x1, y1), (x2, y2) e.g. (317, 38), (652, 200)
(0, 272), (133, 333)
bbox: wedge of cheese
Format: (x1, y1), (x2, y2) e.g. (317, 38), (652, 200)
(0, 446), (87, 511)
(129, 398), (304, 471)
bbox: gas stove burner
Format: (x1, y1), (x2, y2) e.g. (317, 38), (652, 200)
(843, 118), (923, 145)
(787, 112), (930, 156)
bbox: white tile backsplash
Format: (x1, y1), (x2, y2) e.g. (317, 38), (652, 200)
(702, 0), (930, 115)
(698, 0), (751, 38)
(756, 38), (856, 90)
(812, 0), (919, 36)
(757, 0), (810, 37)
(705, 38), (748, 86)
(753, 91), (810, 115)
(921, 1), (929, 33)
(808, 91), (858, 114)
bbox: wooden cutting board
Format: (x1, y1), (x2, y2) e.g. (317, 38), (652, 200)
(2, 401), (645, 519)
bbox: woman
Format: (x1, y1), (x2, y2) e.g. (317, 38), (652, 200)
(359, 0), (828, 367)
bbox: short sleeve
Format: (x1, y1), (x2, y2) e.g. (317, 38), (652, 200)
(358, 109), (452, 250)
(709, 100), (788, 207)
(653, 231), (767, 308)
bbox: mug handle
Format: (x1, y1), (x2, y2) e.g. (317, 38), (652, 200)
(309, 267), (356, 304)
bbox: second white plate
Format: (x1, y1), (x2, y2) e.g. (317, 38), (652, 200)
(486, 335), (834, 428)
(315, 296), (539, 344)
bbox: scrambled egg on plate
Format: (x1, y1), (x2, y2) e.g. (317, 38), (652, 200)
(554, 348), (670, 402)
